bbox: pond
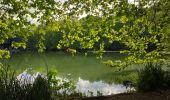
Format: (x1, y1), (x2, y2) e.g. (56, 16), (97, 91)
(2, 51), (137, 95)
(3, 51), (129, 82)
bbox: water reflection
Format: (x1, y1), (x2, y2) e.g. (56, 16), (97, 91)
(17, 71), (135, 96)
(17, 70), (46, 85)
(76, 78), (131, 96)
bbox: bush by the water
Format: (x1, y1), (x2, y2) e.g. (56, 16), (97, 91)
(0, 66), (84, 100)
(137, 63), (170, 92)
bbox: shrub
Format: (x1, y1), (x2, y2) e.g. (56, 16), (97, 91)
(0, 66), (52, 100)
(164, 71), (170, 89)
(0, 66), (84, 100)
(29, 75), (52, 100)
(137, 63), (170, 92)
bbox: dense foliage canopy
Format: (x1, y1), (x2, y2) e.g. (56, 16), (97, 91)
(0, 0), (170, 67)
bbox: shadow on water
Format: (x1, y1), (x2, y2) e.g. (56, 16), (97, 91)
(98, 69), (139, 84)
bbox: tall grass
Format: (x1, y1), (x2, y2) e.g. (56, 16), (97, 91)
(0, 66), (52, 100)
(0, 65), (84, 100)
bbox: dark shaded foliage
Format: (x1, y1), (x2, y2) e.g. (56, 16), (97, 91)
(137, 63), (170, 92)
(0, 68), (51, 100)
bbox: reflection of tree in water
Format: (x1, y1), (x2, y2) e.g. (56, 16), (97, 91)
(99, 69), (138, 84)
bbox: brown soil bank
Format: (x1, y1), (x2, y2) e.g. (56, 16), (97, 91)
(82, 90), (170, 100)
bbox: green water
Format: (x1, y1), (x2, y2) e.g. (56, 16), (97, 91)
(2, 52), (170, 83)
(2, 51), (138, 83)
